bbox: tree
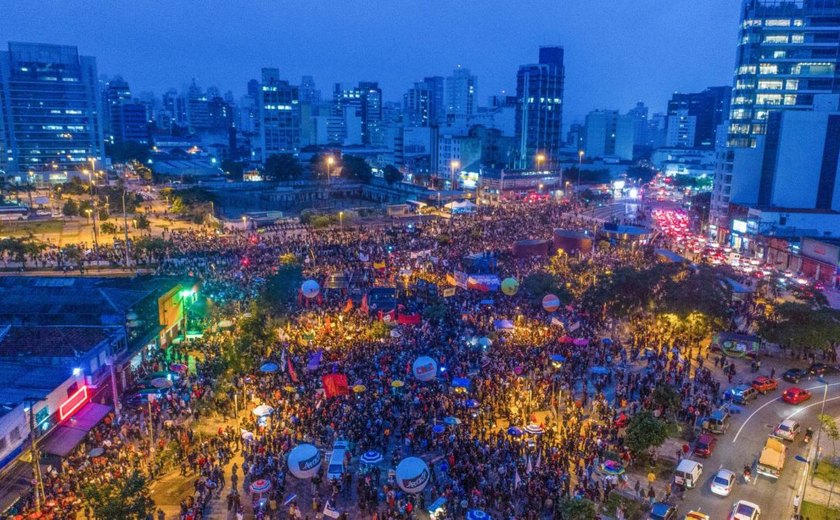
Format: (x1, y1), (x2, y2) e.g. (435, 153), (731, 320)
(651, 383), (681, 421)
(341, 155), (372, 182)
(260, 262), (303, 315)
(221, 159), (245, 182)
(98, 208), (110, 222)
(624, 411), (668, 459)
(264, 153), (302, 181)
(557, 497), (597, 520)
(520, 272), (570, 305)
(383, 164), (403, 185)
(106, 141), (151, 164)
(100, 222), (118, 234)
(818, 414), (839, 460)
(0, 238), (44, 267)
(81, 471), (155, 520)
(135, 213), (151, 230)
(62, 199), (79, 217)
(760, 302), (840, 353)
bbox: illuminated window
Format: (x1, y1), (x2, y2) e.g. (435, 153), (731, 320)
(791, 34), (805, 43)
(773, 51), (786, 59)
(784, 94), (797, 105)
(756, 94), (782, 105)
(731, 109), (751, 119)
(758, 80), (783, 90)
(754, 110), (767, 120)
(738, 65), (757, 75)
(765, 19), (791, 27)
(785, 79), (799, 90)
(792, 62), (835, 75)
(764, 35), (789, 44)
(759, 64), (778, 74)
(793, 19), (804, 27)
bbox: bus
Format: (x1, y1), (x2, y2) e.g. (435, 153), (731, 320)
(0, 204), (29, 221)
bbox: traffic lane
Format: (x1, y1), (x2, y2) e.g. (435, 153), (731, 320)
(680, 383), (840, 518)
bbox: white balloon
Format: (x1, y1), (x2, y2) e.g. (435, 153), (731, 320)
(301, 279), (320, 299)
(412, 356), (437, 382)
(287, 444), (321, 479)
(396, 457), (430, 494)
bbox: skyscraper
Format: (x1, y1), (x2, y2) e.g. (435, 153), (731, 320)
(712, 0), (840, 221)
(515, 46), (565, 168)
(186, 80), (211, 131)
(667, 87), (730, 148)
(331, 82), (383, 146)
(424, 76), (446, 124)
(404, 82), (432, 127)
(258, 68), (300, 161)
(584, 110), (634, 161)
(103, 77), (149, 146)
(0, 42), (104, 181)
(446, 66), (477, 119)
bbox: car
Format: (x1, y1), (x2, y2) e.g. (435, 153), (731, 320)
(649, 501), (678, 520)
(774, 419), (801, 441)
(782, 368), (807, 383)
(782, 387), (812, 405)
(751, 376), (778, 394)
(693, 434), (717, 458)
(726, 384), (758, 405)
(684, 512), (710, 520)
(808, 363), (838, 376)
(710, 468), (736, 497)
(729, 500), (761, 520)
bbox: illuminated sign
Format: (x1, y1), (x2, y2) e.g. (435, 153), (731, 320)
(59, 386), (88, 421)
(731, 220), (747, 234)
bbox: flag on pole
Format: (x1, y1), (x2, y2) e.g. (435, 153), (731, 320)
(360, 294), (369, 314)
(527, 455), (533, 474)
(342, 299), (353, 313)
(287, 356), (299, 383)
(514, 468), (522, 489)
(536, 452), (542, 469)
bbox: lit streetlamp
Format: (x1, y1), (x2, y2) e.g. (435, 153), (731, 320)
(450, 159), (461, 190)
(536, 153), (546, 171)
(339, 210), (344, 231)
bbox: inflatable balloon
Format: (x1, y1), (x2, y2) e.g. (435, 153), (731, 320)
(301, 279), (320, 299)
(396, 457), (430, 494)
(287, 443), (321, 479)
(501, 277), (519, 296)
(542, 293), (560, 312)
(412, 356), (437, 382)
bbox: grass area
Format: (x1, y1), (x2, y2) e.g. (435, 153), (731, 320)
(815, 460), (840, 484)
(801, 500), (840, 520)
(0, 220), (65, 237)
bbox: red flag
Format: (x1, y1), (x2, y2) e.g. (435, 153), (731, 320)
(322, 374), (349, 399)
(360, 294), (369, 314)
(343, 299), (353, 314)
(287, 356), (299, 383)
(324, 316), (331, 333)
(397, 313), (421, 326)
(378, 309), (396, 322)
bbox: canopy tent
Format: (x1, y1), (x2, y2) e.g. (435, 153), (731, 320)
(40, 403), (112, 457)
(445, 200), (477, 214)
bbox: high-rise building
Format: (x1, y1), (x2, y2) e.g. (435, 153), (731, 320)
(161, 89), (188, 130)
(103, 76), (131, 142)
(584, 110), (634, 161)
(258, 67), (300, 161)
(208, 96), (233, 131)
(404, 82), (432, 127)
(299, 76), (321, 105)
(515, 46), (565, 168)
(102, 77), (149, 146)
(712, 0), (840, 223)
(664, 109), (697, 148)
(424, 76), (446, 124)
(627, 102), (650, 147)
(0, 42), (104, 181)
(331, 82), (383, 146)
(667, 87), (730, 148)
(446, 66), (477, 119)
(186, 80), (210, 131)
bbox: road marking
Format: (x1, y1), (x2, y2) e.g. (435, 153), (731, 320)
(783, 395), (840, 422)
(732, 381), (840, 442)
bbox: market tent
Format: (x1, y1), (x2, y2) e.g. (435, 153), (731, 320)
(40, 403), (112, 457)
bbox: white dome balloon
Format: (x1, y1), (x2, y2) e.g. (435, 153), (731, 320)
(412, 356), (437, 382)
(396, 457), (430, 494)
(301, 279), (320, 299)
(287, 444), (321, 479)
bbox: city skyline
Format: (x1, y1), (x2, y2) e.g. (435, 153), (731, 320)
(0, 0), (741, 122)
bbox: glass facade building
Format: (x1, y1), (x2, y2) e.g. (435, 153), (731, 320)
(0, 42), (104, 181)
(515, 46), (565, 169)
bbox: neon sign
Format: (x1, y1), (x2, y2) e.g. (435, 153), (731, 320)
(59, 386), (88, 421)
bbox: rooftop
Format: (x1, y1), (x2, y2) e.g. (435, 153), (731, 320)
(0, 325), (121, 358)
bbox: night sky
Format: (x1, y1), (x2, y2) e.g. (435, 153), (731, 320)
(1, 0), (741, 123)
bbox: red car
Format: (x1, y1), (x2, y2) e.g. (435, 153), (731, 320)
(752, 376), (778, 394)
(694, 433), (717, 457)
(782, 387), (812, 405)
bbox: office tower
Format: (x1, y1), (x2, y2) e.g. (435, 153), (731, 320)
(162, 89), (188, 130)
(627, 102), (649, 147)
(404, 82), (432, 127)
(515, 46), (565, 168)
(0, 42), (104, 180)
(258, 67), (301, 161)
(446, 66), (477, 119)
(208, 96), (233, 131)
(299, 76), (321, 105)
(712, 0), (840, 221)
(667, 87), (730, 148)
(186, 80), (211, 131)
(102, 77), (149, 146)
(331, 82), (382, 146)
(584, 110), (634, 161)
(358, 81), (382, 146)
(665, 109), (697, 148)
(646, 113), (667, 149)
(424, 76), (446, 124)
(567, 123), (585, 151)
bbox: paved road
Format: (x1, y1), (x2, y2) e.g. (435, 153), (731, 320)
(680, 376), (840, 519)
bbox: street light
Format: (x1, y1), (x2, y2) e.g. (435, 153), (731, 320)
(450, 159), (461, 190)
(339, 210), (344, 231)
(536, 153), (546, 171)
(577, 150), (584, 194)
(326, 155), (335, 186)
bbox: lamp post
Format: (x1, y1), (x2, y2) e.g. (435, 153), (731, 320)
(536, 153), (546, 172)
(577, 150), (584, 201)
(450, 159), (461, 191)
(339, 210), (344, 231)
(24, 397), (46, 512)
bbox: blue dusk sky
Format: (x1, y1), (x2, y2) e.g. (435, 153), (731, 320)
(0, 0), (741, 124)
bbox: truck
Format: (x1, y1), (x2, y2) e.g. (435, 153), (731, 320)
(756, 436), (786, 479)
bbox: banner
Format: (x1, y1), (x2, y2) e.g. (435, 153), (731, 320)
(397, 313), (422, 326)
(442, 287), (456, 298)
(378, 309), (396, 322)
(453, 271), (468, 289)
(322, 374), (349, 399)
(467, 275), (500, 292)
(307, 350), (323, 371)
(373, 261), (386, 270)
(288, 357), (299, 383)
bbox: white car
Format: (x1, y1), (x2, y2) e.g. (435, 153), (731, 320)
(710, 468), (735, 496)
(774, 419), (801, 441)
(729, 500), (761, 520)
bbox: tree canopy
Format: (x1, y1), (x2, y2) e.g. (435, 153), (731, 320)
(341, 155), (373, 182)
(81, 471), (155, 520)
(759, 302), (840, 352)
(383, 164), (403, 185)
(624, 411), (669, 456)
(264, 153), (302, 181)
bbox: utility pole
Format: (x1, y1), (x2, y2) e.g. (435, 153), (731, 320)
(122, 190), (131, 270)
(25, 398), (45, 512)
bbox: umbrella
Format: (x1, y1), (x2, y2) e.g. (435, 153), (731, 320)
(360, 451), (383, 465)
(467, 511), (492, 520)
(602, 338), (613, 345)
(432, 424), (445, 434)
(599, 460), (625, 475)
(451, 377), (470, 388)
(353, 384), (367, 393)
(507, 426), (523, 437)
(218, 319), (234, 329)
(241, 430), (255, 442)
(150, 377), (172, 389)
(478, 337), (492, 347)
(443, 416), (461, 425)
(549, 354), (567, 363)
(465, 399), (479, 409)
(590, 366), (610, 375)
(391, 380), (405, 388)
(170, 363), (188, 373)
(260, 362), (279, 373)
(524, 424), (545, 435)
(252, 404), (274, 417)
(572, 338), (589, 346)
(250, 479), (272, 493)
(88, 447), (105, 457)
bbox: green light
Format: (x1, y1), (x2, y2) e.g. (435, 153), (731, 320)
(179, 289), (195, 298)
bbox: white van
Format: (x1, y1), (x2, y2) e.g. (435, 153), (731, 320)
(327, 440), (349, 482)
(673, 459), (703, 489)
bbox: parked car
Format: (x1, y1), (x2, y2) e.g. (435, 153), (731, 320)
(729, 500), (761, 520)
(782, 387), (812, 405)
(649, 502), (678, 520)
(726, 384), (758, 405)
(782, 368), (807, 383)
(694, 434), (717, 458)
(709, 468), (735, 497)
(774, 419), (801, 441)
(751, 376), (778, 394)
(808, 363), (838, 376)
